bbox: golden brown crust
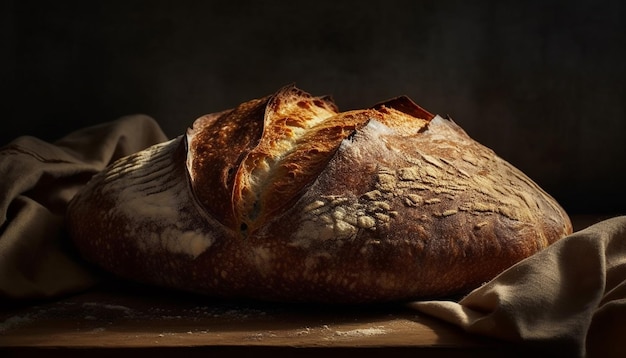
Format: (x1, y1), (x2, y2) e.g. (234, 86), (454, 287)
(186, 97), (268, 229)
(66, 85), (573, 303)
(233, 85), (341, 235)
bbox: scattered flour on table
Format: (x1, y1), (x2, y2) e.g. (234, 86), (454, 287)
(333, 327), (388, 337)
(0, 315), (33, 332)
(82, 302), (134, 314)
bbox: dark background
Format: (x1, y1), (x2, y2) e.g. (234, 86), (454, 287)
(1, 0), (625, 215)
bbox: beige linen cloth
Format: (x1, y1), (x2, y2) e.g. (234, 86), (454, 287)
(0, 115), (167, 300)
(0, 116), (624, 356)
(411, 215), (626, 357)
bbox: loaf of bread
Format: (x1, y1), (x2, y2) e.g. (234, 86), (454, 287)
(66, 85), (572, 303)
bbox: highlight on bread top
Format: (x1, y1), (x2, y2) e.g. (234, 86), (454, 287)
(66, 84), (573, 303)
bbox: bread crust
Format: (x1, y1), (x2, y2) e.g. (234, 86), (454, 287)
(67, 85), (572, 303)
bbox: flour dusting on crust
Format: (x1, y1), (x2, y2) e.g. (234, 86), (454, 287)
(98, 137), (215, 259)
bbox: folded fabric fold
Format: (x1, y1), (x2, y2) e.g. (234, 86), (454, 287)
(410, 215), (626, 357)
(0, 115), (168, 300)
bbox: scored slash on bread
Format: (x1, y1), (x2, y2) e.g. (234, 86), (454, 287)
(67, 84), (572, 303)
(187, 85), (435, 238)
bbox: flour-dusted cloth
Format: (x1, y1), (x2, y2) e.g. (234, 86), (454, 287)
(411, 215), (626, 357)
(0, 115), (168, 301)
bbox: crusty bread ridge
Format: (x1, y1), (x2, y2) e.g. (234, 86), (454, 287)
(66, 85), (572, 303)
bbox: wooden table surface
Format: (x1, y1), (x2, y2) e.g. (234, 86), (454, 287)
(0, 215), (616, 357)
(0, 282), (532, 358)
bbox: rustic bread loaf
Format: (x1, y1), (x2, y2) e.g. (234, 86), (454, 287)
(66, 85), (572, 303)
